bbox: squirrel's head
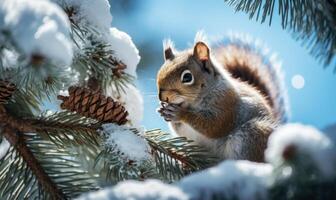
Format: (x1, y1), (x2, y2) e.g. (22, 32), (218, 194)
(157, 36), (220, 106)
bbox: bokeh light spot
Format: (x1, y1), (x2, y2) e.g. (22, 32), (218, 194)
(291, 74), (305, 89)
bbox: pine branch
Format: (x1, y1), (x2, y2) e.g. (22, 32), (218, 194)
(0, 37), (74, 101)
(0, 145), (46, 199)
(0, 131), (101, 199)
(1, 105), (92, 133)
(1, 126), (65, 199)
(224, 0), (336, 69)
(92, 128), (218, 184)
(0, 108), (102, 149)
(60, 3), (134, 93)
(94, 126), (159, 183)
(0, 106), (102, 198)
(0, 79), (40, 118)
(31, 111), (101, 146)
(0, 79), (102, 199)
(25, 133), (100, 197)
(145, 130), (219, 181)
(73, 40), (134, 94)
(95, 148), (158, 184)
(6, 87), (42, 117)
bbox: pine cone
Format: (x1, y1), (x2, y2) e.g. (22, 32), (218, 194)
(0, 80), (16, 104)
(109, 56), (127, 78)
(112, 61), (126, 78)
(57, 86), (128, 125)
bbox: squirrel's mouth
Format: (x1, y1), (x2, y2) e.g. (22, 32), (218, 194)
(160, 94), (191, 109)
(159, 89), (185, 104)
(168, 96), (184, 104)
(160, 96), (184, 104)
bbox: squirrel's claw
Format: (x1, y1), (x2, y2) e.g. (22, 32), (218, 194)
(157, 103), (182, 122)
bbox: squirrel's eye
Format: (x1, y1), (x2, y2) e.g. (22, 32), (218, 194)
(181, 70), (194, 85)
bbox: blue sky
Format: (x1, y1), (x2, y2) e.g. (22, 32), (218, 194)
(111, 0), (336, 131)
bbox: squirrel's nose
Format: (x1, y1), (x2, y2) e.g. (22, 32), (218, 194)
(158, 88), (163, 101)
(159, 88), (168, 102)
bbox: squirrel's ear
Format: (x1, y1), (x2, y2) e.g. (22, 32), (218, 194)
(163, 39), (175, 61)
(193, 42), (217, 75)
(193, 42), (210, 61)
(164, 47), (175, 60)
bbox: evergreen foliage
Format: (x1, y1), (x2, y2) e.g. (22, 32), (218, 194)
(224, 0), (336, 69)
(0, 0), (217, 199)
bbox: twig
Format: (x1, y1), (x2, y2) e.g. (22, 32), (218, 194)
(0, 107), (98, 135)
(0, 107), (35, 133)
(2, 126), (66, 200)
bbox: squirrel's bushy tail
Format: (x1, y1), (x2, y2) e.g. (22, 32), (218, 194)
(213, 35), (289, 123)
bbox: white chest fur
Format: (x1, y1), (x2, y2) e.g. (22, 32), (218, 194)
(169, 122), (244, 160)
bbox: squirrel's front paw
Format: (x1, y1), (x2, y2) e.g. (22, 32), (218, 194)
(157, 103), (184, 122)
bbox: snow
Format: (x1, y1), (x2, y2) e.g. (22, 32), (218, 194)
(55, 0), (140, 78)
(266, 123), (336, 177)
(58, 89), (69, 97)
(0, 0), (73, 65)
(77, 180), (188, 200)
(78, 160), (272, 200)
(106, 28), (140, 77)
(53, 1), (140, 77)
(77, 123), (336, 200)
(179, 160), (272, 200)
(54, 0), (112, 32)
(0, 49), (18, 69)
(101, 124), (150, 162)
(0, 138), (10, 160)
(103, 29), (142, 126)
(44, 110), (55, 117)
(105, 83), (144, 127)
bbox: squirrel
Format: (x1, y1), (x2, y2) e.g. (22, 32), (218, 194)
(157, 32), (288, 162)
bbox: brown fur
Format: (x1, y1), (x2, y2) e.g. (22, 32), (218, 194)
(157, 38), (282, 162)
(213, 45), (280, 119)
(181, 87), (238, 138)
(157, 48), (241, 138)
(157, 35), (284, 162)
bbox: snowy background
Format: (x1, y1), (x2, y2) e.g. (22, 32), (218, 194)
(109, 0), (336, 132)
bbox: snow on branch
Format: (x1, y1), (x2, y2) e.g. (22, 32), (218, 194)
(56, 0), (140, 78)
(53, 0), (112, 32)
(95, 124), (156, 183)
(55, 0), (142, 124)
(101, 28), (142, 122)
(77, 180), (188, 200)
(100, 124), (151, 163)
(0, 138), (10, 160)
(0, 0), (73, 65)
(0, 49), (18, 69)
(77, 160), (272, 200)
(179, 160), (271, 200)
(266, 123), (336, 177)
(78, 123), (336, 200)
(106, 28), (141, 78)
